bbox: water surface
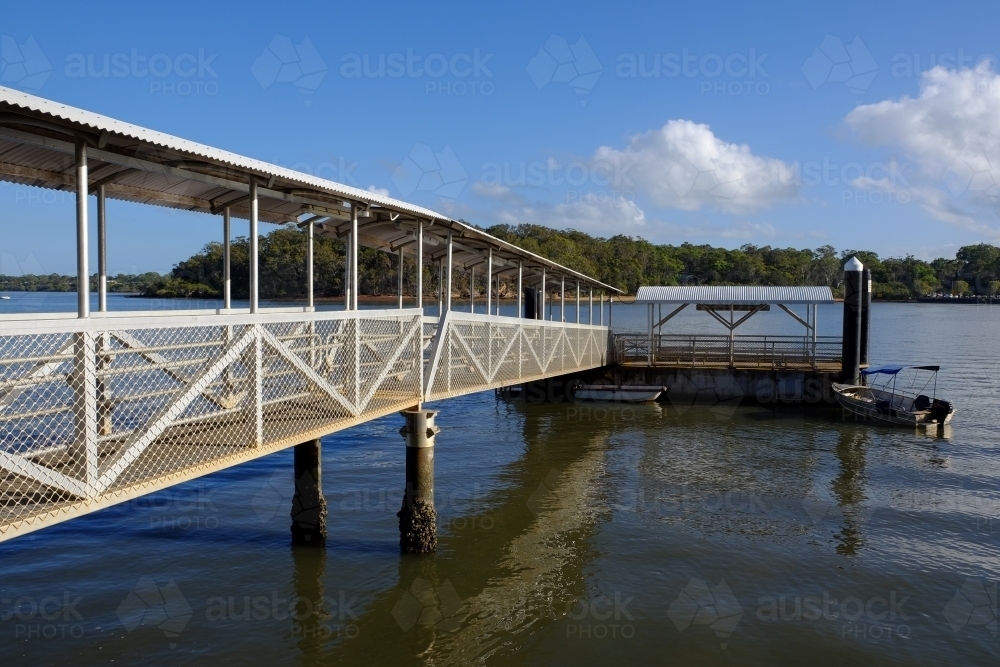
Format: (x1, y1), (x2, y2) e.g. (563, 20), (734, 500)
(1, 295), (998, 665)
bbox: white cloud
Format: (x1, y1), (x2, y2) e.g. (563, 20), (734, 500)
(846, 63), (1000, 235)
(592, 119), (798, 214)
(367, 185), (390, 197)
(488, 196), (784, 243)
(495, 196), (647, 236)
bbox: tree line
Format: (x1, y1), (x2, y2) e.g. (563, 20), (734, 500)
(4, 225), (1000, 300)
(0, 272), (163, 293)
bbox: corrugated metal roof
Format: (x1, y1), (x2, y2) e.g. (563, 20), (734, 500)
(0, 86), (622, 293)
(0, 85), (443, 220)
(634, 285), (834, 304)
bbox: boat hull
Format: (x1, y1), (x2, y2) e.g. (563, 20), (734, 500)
(832, 383), (954, 427)
(573, 385), (664, 403)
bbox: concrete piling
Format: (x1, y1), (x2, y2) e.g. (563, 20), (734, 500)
(290, 438), (327, 546)
(398, 408), (439, 553)
(841, 257), (864, 385)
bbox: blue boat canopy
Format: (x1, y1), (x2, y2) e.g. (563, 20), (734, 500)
(861, 364), (940, 375)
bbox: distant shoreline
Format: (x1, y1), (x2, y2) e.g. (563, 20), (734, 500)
(3, 291), (999, 305)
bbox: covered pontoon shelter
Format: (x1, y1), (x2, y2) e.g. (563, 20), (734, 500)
(619, 285), (839, 370)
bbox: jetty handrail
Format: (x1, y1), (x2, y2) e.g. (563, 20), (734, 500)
(613, 332), (842, 369)
(0, 309), (426, 540)
(424, 311), (609, 402)
(0, 306), (613, 540)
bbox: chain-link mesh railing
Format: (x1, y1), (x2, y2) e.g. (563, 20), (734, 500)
(424, 312), (610, 401)
(0, 309), (424, 540)
(614, 333), (842, 371)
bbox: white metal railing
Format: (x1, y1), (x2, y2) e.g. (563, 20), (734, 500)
(614, 333), (842, 369)
(0, 307), (614, 540)
(424, 311), (610, 401)
(0, 308), (425, 540)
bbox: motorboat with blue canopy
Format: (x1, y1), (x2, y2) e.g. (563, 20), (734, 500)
(833, 365), (954, 427)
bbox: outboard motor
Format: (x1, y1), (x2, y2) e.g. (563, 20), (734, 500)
(929, 399), (953, 424)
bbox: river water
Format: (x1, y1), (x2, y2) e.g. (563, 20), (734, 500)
(1, 294), (998, 665)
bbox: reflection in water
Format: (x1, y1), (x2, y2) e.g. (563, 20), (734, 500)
(630, 405), (820, 541)
(831, 429), (869, 556)
(291, 546), (327, 667)
(321, 401), (612, 665)
(430, 433), (608, 666)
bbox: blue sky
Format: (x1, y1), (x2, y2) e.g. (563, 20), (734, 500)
(2, 0), (1000, 275)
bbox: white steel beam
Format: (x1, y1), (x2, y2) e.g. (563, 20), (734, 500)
(416, 221), (423, 310)
(561, 276), (565, 322)
(75, 141), (89, 319)
(344, 231), (352, 311)
(97, 185), (107, 313)
(576, 280), (580, 323)
(517, 262), (523, 319)
(351, 205), (359, 311)
(446, 231), (453, 313)
(306, 218), (315, 311)
(486, 247), (492, 311)
(398, 247), (404, 309)
(541, 268), (546, 321)
(249, 180), (259, 313)
(223, 207), (232, 309)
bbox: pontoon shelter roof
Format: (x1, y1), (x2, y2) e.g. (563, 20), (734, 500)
(0, 86), (620, 293)
(635, 285), (834, 304)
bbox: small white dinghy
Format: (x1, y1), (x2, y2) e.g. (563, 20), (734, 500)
(572, 383), (665, 403)
(833, 364), (955, 427)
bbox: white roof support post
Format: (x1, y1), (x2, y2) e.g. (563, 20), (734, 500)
(306, 218), (314, 311)
(812, 303), (818, 364)
(600, 291), (604, 326)
(437, 259), (443, 316)
(398, 247), (404, 309)
(729, 307), (735, 366)
(648, 303), (653, 365)
(576, 280), (580, 323)
(223, 207), (231, 309)
(416, 221), (423, 310)
(517, 261), (523, 319)
(75, 141), (89, 319)
(445, 231), (453, 313)
(350, 205), (359, 311)
(97, 184), (107, 313)
(560, 276), (565, 322)
(343, 230), (351, 311)
(535, 266), (545, 320)
(469, 265), (475, 313)
(486, 247), (493, 314)
(588, 287), (593, 325)
(495, 273), (499, 315)
(249, 180), (259, 314)
(541, 268), (546, 321)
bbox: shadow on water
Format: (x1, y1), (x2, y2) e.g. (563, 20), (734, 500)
(293, 399), (615, 666)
